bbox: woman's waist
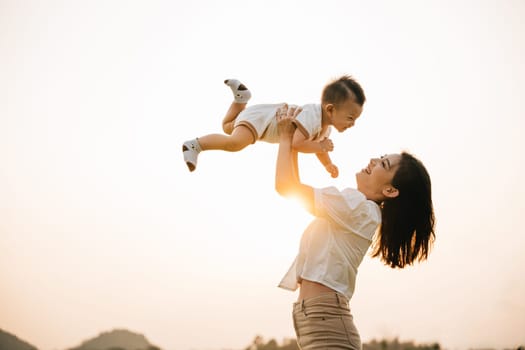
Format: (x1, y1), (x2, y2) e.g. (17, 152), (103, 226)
(294, 280), (350, 312)
(298, 279), (339, 302)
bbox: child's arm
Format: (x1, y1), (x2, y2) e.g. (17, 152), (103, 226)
(292, 131), (338, 178)
(291, 129), (333, 153)
(316, 152), (339, 178)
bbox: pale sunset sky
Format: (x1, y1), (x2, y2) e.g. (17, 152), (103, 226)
(1, 1), (524, 350)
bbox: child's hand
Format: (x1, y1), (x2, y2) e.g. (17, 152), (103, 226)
(276, 104), (302, 136)
(320, 138), (334, 152)
(325, 163), (339, 178)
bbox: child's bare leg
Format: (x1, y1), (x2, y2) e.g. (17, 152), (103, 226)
(222, 79), (251, 135)
(182, 126), (255, 172)
(182, 79), (252, 172)
(198, 125), (255, 152)
(222, 102), (247, 135)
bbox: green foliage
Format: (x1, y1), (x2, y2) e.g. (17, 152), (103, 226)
(99, 345), (161, 350)
(244, 336), (299, 350)
(67, 329), (158, 350)
(244, 336), (441, 350)
(363, 338), (440, 350)
(0, 329), (38, 350)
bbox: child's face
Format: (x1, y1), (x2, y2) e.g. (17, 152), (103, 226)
(327, 99), (363, 132)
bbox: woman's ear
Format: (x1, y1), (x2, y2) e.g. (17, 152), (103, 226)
(382, 186), (399, 199)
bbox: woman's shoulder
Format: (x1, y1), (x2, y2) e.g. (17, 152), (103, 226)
(318, 186), (374, 209)
(316, 186), (382, 229)
(341, 188), (381, 218)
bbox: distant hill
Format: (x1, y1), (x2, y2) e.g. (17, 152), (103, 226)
(67, 329), (161, 350)
(0, 328), (38, 350)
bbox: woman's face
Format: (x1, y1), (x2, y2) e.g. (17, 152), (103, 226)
(356, 154), (401, 202)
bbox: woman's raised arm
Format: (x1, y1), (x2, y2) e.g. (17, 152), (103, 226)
(275, 105), (315, 214)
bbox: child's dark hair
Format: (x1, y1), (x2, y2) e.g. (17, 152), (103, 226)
(321, 75), (366, 106)
(372, 152), (436, 268)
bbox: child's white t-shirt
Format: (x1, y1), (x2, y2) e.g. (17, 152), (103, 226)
(234, 103), (330, 143)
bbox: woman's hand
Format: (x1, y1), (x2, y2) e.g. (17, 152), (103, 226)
(276, 104), (302, 138)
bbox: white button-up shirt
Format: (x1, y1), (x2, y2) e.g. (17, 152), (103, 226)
(279, 187), (381, 300)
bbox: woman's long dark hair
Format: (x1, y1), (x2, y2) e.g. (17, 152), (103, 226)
(372, 152), (436, 268)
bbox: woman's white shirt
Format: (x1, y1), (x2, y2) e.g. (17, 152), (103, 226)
(278, 186), (381, 300)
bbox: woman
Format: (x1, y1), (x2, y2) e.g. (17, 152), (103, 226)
(274, 106), (435, 350)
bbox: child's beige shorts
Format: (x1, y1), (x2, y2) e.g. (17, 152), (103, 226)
(234, 103), (285, 143)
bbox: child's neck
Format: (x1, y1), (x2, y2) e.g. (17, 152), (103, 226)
(321, 108), (331, 127)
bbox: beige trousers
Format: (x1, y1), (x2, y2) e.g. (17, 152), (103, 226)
(293, 292), (361, 350)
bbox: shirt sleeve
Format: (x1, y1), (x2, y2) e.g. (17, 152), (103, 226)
(321, 126), (331, 140)
(313, 186), (381, 240)
(293, 104), (322, 140)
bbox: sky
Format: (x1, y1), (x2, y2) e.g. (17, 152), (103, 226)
(1, 1), (524, 350)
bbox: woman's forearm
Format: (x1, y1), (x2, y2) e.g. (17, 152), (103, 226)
(274, 106), (315, 212)
(275, 134), (297, 197)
